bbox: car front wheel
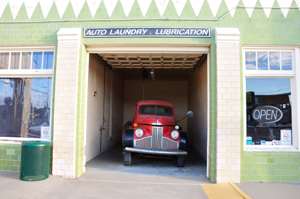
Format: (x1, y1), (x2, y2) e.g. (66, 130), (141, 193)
(123, 151), (132, 166)
(176, 156), (185, 167)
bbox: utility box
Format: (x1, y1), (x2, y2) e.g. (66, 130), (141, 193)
(20, 141), (51, 181)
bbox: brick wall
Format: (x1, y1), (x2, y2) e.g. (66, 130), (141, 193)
(52, 28), (81, 178)
(215, 28), (241, 183)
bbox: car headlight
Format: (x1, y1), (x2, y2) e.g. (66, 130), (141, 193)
(174, 125), (180, 130)
(171, 130), (179, 140)
(135, 128), (144, 138)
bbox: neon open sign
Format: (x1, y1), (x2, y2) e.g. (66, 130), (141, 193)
(252, 105), (283, 124)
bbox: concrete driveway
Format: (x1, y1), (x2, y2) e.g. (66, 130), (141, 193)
(0, 148), (209, 199)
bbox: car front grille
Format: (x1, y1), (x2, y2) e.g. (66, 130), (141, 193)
(134, 126), (178, 151)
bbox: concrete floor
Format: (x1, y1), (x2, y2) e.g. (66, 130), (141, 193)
(238, 182), (300, 199)
(0, 148), (209, 199)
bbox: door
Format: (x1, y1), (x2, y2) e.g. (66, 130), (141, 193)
(100, 67), (112, 153)
(86, 55), (105, 162)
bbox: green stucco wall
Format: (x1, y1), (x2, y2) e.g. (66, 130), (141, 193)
(0, 0), (299, 182)
(0, 143), (21, 172)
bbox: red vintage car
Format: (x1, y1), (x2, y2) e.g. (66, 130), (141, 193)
(122, 100), (192, 167)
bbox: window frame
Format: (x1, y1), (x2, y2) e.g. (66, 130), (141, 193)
(243, 47), (299, 152)
(0, 47), (55, 142)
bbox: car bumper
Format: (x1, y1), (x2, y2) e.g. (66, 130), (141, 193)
(124, 147), (187, 156)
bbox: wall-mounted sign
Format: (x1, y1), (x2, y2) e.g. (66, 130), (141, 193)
(84, 28), (211, 38)
(252, 105), (283, 124)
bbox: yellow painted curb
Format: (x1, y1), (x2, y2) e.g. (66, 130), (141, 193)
(202, 183), (252, 199)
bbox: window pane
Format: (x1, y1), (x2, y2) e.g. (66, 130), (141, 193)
(0, 78), (52, 139)
(43, 52), (54, 69)
(0, 53), (9, 69)
(281, 52), (292, 70)
(0, 79), (22, 137)
(246, 78), (292, 146)
(269, 52), (280, 70)
(21, 52), (31, 69)
(10, 52), (20, 69)
(32, 52), (42, 69)
(257, 52), (268, 70)
(245, 51), (256, 70)
(29, 78), (52, 139)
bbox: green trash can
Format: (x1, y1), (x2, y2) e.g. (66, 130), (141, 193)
(20, 141), (51, 181)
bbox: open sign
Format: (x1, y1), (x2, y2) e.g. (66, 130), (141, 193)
(252, 105), (283, 123)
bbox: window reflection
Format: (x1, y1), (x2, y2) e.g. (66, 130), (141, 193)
(43, 52), (54, 69)
(245, 51), (256, 70)
(281, 52), (292, 70)
(246, 78), (292, 146)
(32, 52), (42, 69)
(269, 52), (280, 70)
(257, 52), (268, 70)
(0, 78), (52, 138)
(0, 53), (9, 69)
(10, 52), (20, 69)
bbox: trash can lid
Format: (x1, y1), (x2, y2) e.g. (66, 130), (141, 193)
(22, 140), (51, 147)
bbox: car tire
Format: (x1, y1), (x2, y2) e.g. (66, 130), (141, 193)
(123, 151), (132, 166)
(176, 156), (185, 167)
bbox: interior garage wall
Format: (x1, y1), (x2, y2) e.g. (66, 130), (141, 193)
(189, 59), (208, 161)
(110, 70), (124, 146)
(85, 55), (124, 163)
(123, 80), (189, 131)
(86, 54), (105, 162)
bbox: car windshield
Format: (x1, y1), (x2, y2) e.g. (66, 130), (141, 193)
(139, 105), (173, 116)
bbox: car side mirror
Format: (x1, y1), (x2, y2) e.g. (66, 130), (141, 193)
(186, 110), (194, 118)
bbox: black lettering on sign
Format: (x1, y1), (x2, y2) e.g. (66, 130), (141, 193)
(252, 105), (283, 123)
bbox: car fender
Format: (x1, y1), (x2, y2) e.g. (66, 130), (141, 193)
(179, 131), (188, 151)
(122, 129), (134, 148)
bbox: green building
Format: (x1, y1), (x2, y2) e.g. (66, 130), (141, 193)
(0, 0), (300, 183)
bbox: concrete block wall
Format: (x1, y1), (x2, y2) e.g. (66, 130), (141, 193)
(52, 28), (81, 178)
(215, 28), (241, 183)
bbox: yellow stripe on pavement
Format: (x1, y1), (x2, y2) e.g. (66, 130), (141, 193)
(202, 183), (252, 199)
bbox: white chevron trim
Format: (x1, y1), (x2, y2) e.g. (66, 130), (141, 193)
(120, 0), (134, 16)
(103, 0), (117, 17)
(71, 0), (85, 17)
(155, 0), (169, 16)
(87, 0), (101, 17)
(277, 0), (293, 17)
(40, 0), (53, 18)
(207, 0), (222, 16)
(172, 0), (187, 16)
(0, 0), (8, 18)
(242, 0), (257, 17)
(225, 0), (239, 16)
(54, 0), (69, 18)
(260, 0), (275, 18)
(296, 0), (300, 10)
(1, 0), (300, 19)
(189, 0), (204, 16)
(137, 0), (151, 16)
(9, 0), (23, 19)
(24, 0), (39, 18)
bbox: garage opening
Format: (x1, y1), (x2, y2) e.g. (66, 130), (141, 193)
(84, 47), (209, 182)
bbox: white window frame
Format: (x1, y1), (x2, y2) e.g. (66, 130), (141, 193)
(243, 47), (300, 152)
(0, 47), (55, 142)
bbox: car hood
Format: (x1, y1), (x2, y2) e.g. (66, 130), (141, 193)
(135, 115), (175, 126)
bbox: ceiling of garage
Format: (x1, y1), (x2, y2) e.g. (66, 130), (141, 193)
(100, 53), (204, 69)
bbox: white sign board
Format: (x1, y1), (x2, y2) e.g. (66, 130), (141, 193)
(280, 129), (292, 145)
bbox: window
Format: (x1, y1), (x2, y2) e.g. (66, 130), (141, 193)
(244, 48), (297, 149)
(0, 51), (54, 70)
(0, 78), (52, 138)
(246, 78), (292, 146)
(139, 105), (173, 116)
(0, 49), (54, 140)
(245, 50), (294, 71)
